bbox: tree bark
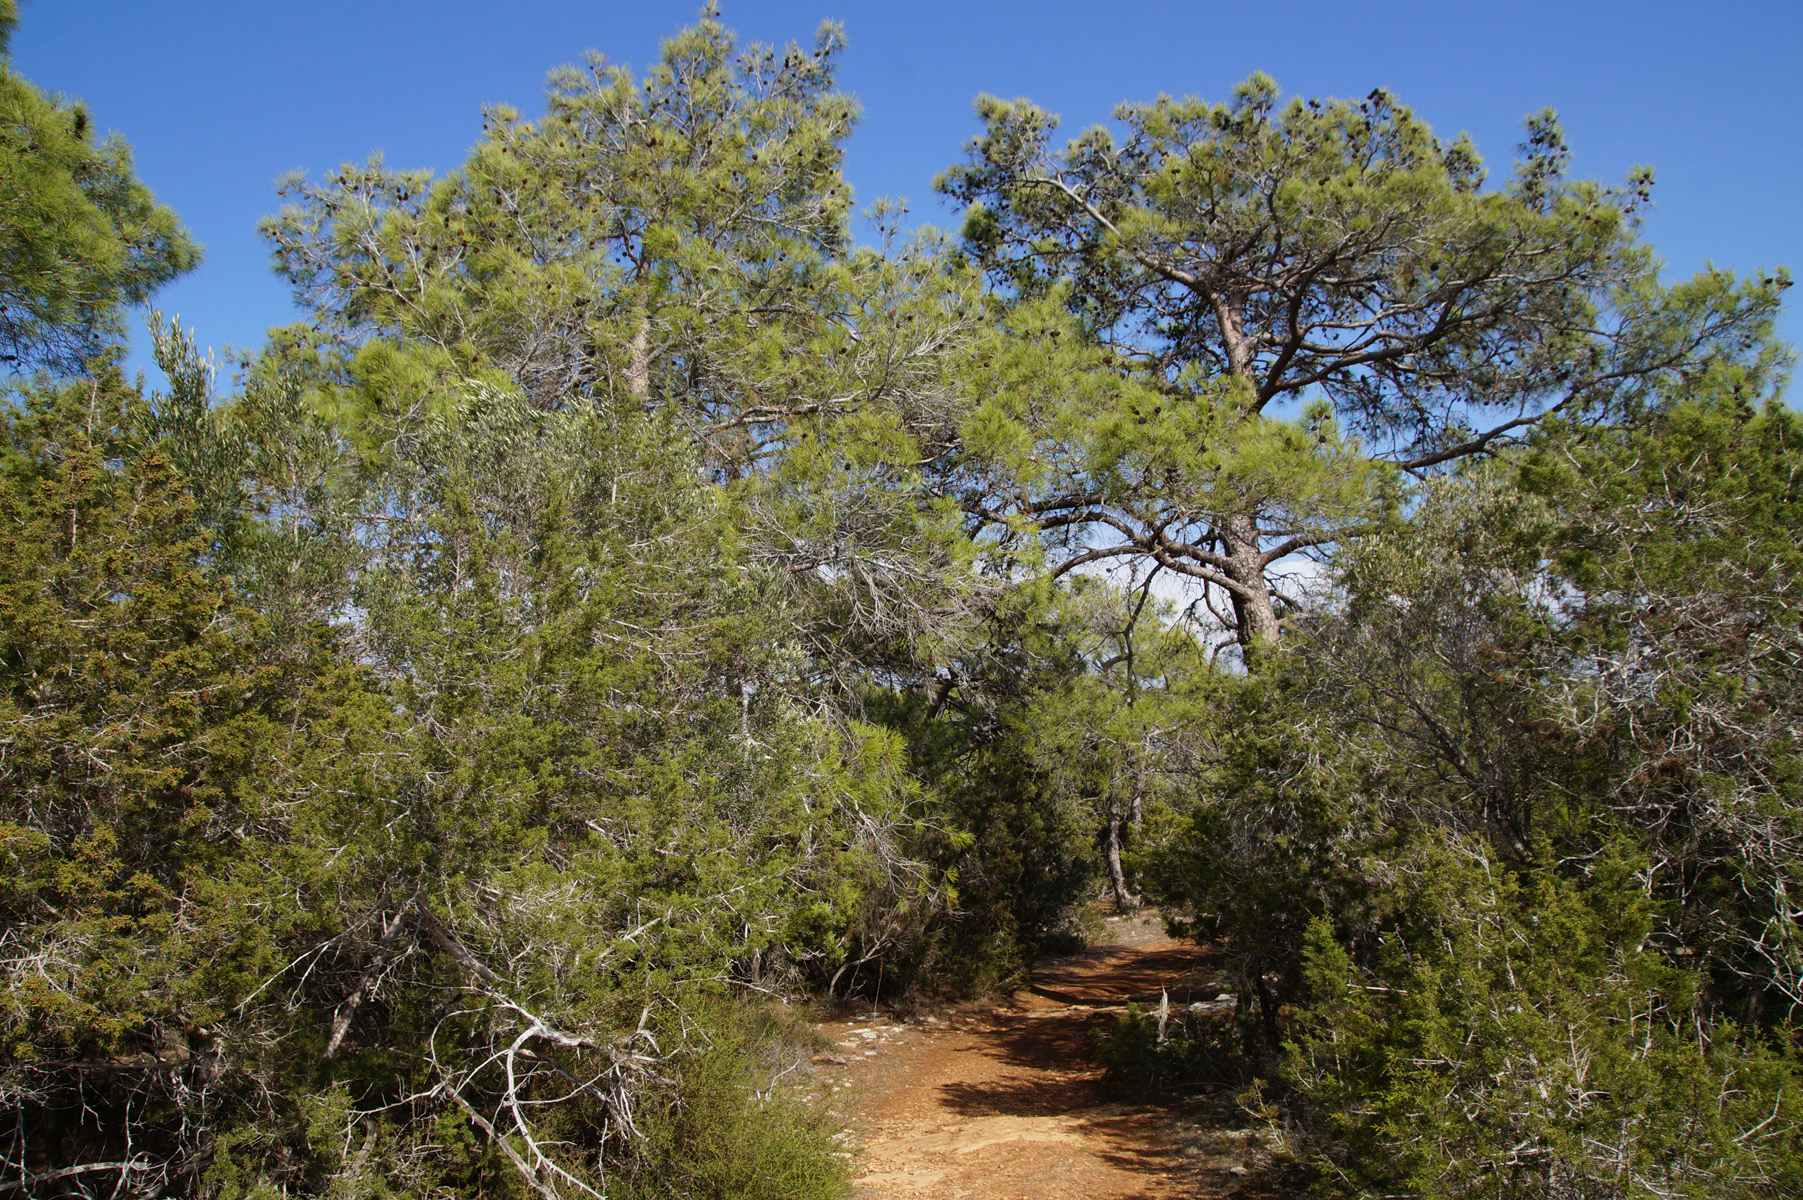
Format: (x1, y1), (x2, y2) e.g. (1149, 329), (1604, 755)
(1219, 298), (1283, 662)
(1222, 512), (1281, 659)
(1104, 792), (1139, 912)
(626, 311), (651, 401)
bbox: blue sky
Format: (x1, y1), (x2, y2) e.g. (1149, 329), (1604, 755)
(14, 0), (1802, 383)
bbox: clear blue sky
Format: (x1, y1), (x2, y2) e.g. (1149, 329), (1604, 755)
(14, 0), (1802, 383)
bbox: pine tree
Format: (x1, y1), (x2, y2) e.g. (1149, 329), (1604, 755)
(939, 76), (1787, 659)
(0, 1), (198, 374)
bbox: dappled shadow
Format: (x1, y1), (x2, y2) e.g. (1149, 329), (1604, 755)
(936, 1047), (1109, 1117)
(842, 922), (1277, 1200)
(1030, 944), (1219, 1007)
(934, 939), (1222, 1120)
(950, 1011), (1103, 1078)
(1082, 1108), (1205, 1177)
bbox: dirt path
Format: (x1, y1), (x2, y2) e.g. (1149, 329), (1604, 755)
(812, 914), (1271, 1200)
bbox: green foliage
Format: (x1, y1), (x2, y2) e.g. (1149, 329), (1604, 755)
(938, 73), (1783, 655)
(190, 372), (924, 1194)
(257, 5), (991, 711)
(0, 370), (320, 1193)
(1300, 384), (1803, 1016)
(1147, 670), (1378, 1029)
(944, 286), (1386, 563)
(0, 12), (198, 373)
(259, 11), (881, 468)
(1095, 1001), (1234, 1096)
(942, 77), (1777, 441)
(3, 16), (939, 1179)
(609, 1004), (848, 1200)
(1144, 382), (1803, 1192)
(0, 332), (888, 1196)
(1278, 839), (1803, 1199)
(1526, 390), (1803, 1017)
(5, 8), (1799, 1197)
(880, 689), (1097, 992)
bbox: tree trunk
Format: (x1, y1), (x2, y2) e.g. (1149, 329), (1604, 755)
(626, 311), (651, 401)
(1222, 512), (1280, 660)
(1105, 792), (1139, 912)
(1216, 301), (1285, 664)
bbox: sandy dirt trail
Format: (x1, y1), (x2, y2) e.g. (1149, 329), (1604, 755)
(812, 914), (1271, 1200)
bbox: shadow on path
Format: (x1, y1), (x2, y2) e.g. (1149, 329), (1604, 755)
(829, 911), (1283, 1189)
(827, 913), (1277, 1199)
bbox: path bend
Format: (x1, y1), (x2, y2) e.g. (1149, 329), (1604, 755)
(812, 914), (1275, 1200)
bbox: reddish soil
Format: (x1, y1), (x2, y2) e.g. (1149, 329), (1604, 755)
(810, 914), (1275, 1200)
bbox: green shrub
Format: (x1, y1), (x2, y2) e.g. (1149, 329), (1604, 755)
(1095, 1002), (1237, 1095)
(1273, 839), (1803, 1199)
(609, 1002), (850, 1200)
